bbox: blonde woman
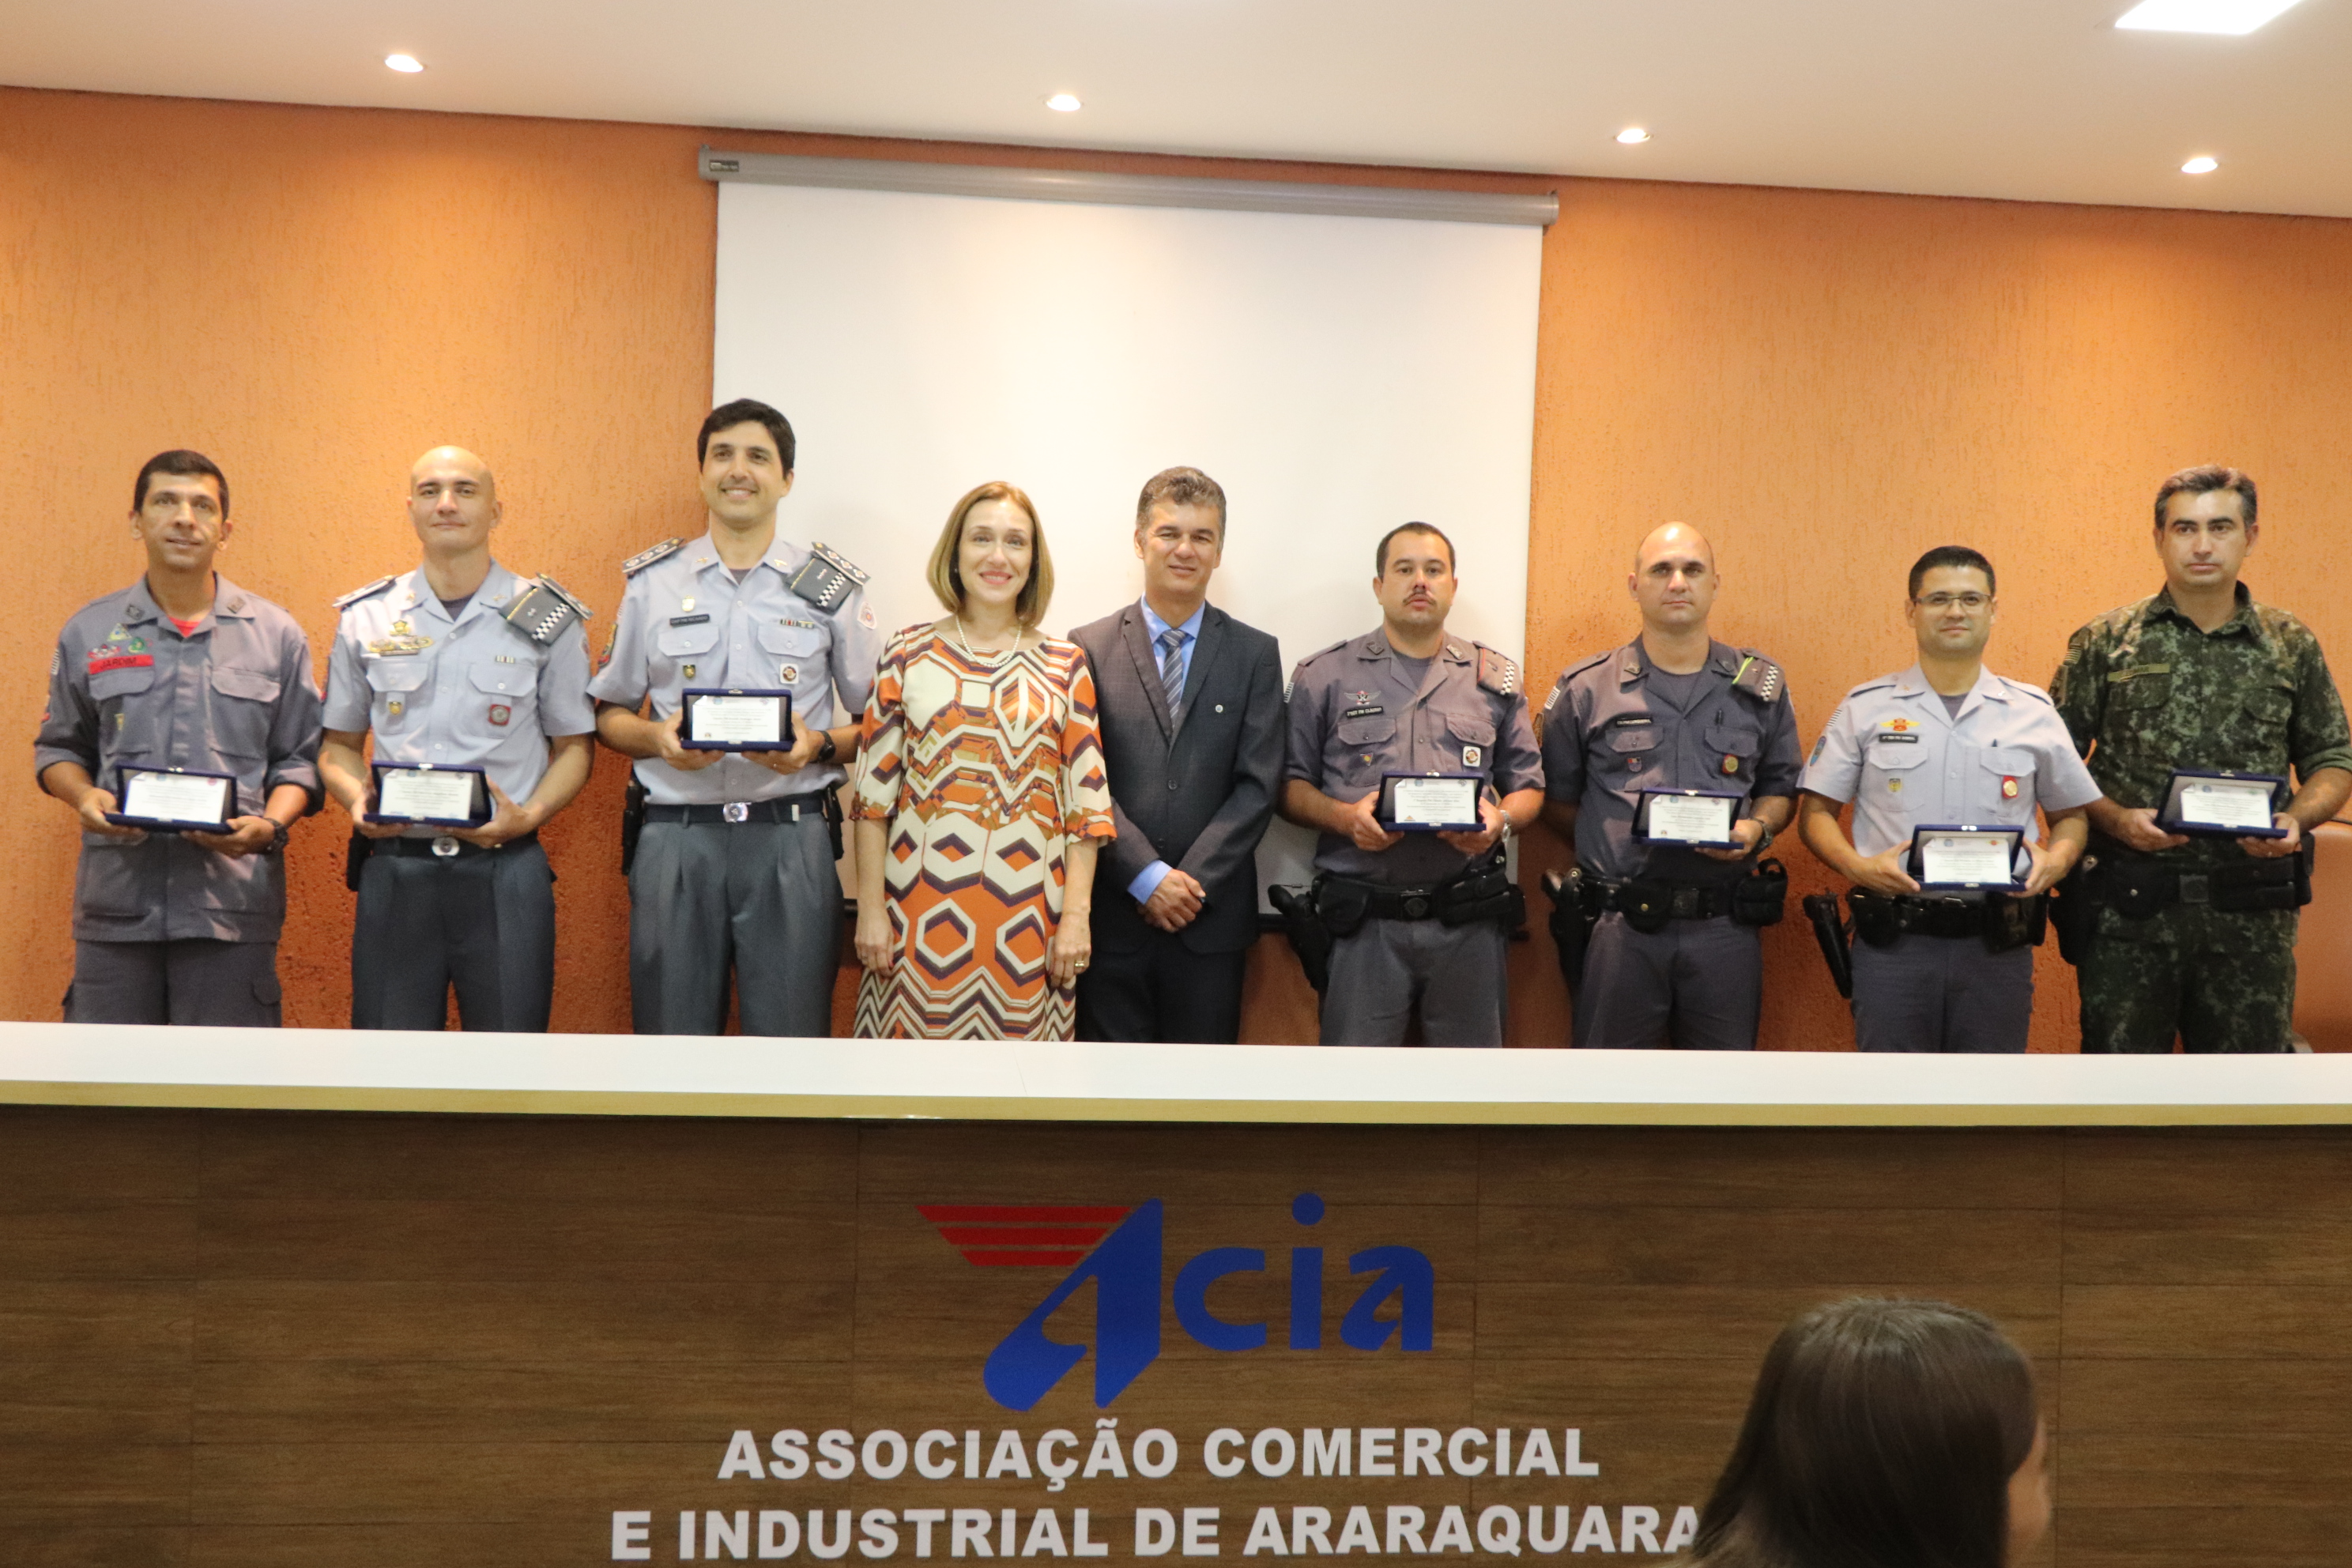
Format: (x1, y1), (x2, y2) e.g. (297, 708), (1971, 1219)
(850, 483), (1115, 1038)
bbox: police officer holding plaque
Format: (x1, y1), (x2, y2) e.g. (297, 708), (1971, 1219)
(1276, 522), (1543, 1046)
(1800, 547), (2098, 1053)
(36, 450), (322, 1027)
(319, 447), (596, 1031)
(1538, 523), (1802, 1050)
(590, 399), (881, 1038)
(2049, 466), (2352, 1054)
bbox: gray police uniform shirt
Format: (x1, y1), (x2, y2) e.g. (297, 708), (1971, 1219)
(586, 533), (881, 805)
(36, 575), (323, 944)
(322, 564), (597, 835)
(1540, 639), (1804, 888)
(1802, 662), (2102, 867)
(1284, 629), (1543, 885)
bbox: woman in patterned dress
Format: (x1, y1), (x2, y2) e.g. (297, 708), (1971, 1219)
(849, 483), (1116, 1039)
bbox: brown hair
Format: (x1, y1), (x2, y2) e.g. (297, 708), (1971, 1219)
(2154, 464), (2256, 530)
(1375, 521), (1455, 575)
(1136, 466), (1227, 534)
(928, 481), (1054, 628)
(1687, 1298), (2037, 1568)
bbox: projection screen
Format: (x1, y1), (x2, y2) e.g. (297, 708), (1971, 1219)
(710, 163), (1546, 903)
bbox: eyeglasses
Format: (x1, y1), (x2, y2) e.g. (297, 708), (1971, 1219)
(1915, 593), (1991, 612)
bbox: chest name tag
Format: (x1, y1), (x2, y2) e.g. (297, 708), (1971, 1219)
(1874, 732), (1920, 744)
(1344, 705), (1384, 719)
(88, 653), (154, 674)
(669, 612), (711, 627)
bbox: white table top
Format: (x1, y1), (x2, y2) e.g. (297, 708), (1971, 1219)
(3, 1021), (2348, 1125)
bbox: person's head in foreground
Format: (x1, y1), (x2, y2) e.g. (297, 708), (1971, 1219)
(1683, 1297), (2049, 1568)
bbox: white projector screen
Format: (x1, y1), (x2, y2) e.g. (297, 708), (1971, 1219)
(713, 179), (1543, 903)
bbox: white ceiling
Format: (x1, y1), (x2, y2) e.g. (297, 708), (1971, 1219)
(8, 0), (2352, 217)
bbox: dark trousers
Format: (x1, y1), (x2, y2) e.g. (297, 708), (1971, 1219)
(68, 938), (282, 1027)
(628, 816), (839, 1038)
(351, 837), (556, 1031)
(1574, 912), (1761, 1050)
(1851, 933), (2033, 1054)
(1076, 929), (1249, 1044)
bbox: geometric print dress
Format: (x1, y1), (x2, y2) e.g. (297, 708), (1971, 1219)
(849, 627), (1117, 1040)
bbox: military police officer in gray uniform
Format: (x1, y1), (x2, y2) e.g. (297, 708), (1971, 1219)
(590, 398), (881, 1038)
(1540, 523), (1803, 1050)
(319, 447), (597, 1031)
(1799, 546), (2100, 1052)
(36, 450), (322, 1026)
(1279, 522), (1544, 1046)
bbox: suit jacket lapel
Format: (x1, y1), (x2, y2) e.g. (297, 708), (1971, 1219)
(1121, 605), (1174, 739)
(1172, 607), (1227, 740)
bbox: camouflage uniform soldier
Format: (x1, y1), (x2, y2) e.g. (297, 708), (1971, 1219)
(2052, 466), (2352, 1054)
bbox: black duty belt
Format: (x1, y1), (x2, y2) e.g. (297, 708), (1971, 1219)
(646, 795), (831, 826)
(1596, 880), (1731, 922)
(1872, 892), (1985, 940)
(371, 830), (539, 861)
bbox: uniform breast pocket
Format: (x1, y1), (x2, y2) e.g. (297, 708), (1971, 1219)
(2230, 678), (2297, 756)
(1972, 751), (2037, 824)
(1860, 740), (1928, 799)
(1438, 707), (1496, 771)
(464, 661), (538, 738)
(208, 664), (283, 779)
(1603, 722), (1661, 790)
(760, 621), (829, 658)
(89, 665), (156, 706)
(656, 622), (722, 664)
(366, 658), (428, 729)
(1334, 712), (1398, 789)
(1704, 717), (1764, 781)
(2113, 671), (2173, 710)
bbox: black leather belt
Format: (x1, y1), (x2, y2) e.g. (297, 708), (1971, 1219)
(1598, 880), (1732, 921)
(645, 795), (829, 826)
(371, 830), (539, 861)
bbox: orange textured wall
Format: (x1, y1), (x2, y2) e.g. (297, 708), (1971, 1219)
(6, 85), (2351, 1046)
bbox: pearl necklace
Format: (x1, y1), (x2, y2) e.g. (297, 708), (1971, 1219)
(955, 616), (1022, 665)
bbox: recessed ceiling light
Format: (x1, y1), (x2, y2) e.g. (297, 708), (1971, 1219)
(1046, 93), (1081, 113)
(2115, 0), (2305, 36)
(2181, 155), (2221, 174)
(1615, 127), (1652, 145)
(384, 53), (425, 73)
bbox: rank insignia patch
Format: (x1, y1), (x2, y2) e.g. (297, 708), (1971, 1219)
(488, 704), (511, 726)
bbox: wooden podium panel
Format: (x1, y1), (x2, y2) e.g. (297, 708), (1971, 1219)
(3, 1108), (2349, 1567)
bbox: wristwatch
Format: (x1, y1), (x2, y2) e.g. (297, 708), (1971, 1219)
(817, 730), (839, 765)
(266, 818), (292, 854)
(1751, 822), (1775, 855)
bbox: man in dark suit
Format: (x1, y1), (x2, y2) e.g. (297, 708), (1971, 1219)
(1070, 468), (1287, 1042)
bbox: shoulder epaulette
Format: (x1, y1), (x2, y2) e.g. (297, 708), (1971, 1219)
(1731, 651), (1786, 704)
(1296, 635), (1355, 669)
(1475, 644), (1522, 699)
(1559, 648), (1614, 682)
(333, 575), (398, 610)
(621, 538), (684, 577)
(501, 575), (593, 647)
(788, 543), (867, 612)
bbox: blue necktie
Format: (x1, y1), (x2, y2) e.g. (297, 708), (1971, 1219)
(1158, 627), (1187, 724)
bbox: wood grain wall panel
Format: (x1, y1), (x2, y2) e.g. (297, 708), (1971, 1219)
(0, 1108), (199, 1200)
(192, 1361), (852, 1444)
(1478, 1127), (2064, 1208)
(0, 1202), (197, 1278)
(9, 1527), (187, 1568)
(2058, 1285), (2352, 1358)
(190, 1280), (854, 1363)
(2062, 1129), (2352, 1213)
(3, 1110), (2350, 1562)
(192, 1113), (861, 1204)
(1478, 1205), (2060, 1285)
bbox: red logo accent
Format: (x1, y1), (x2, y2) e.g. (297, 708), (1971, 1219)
(488, 703), (511, 726)
(919, 1204), (1133, 1268)
(87, 654), (154, 674)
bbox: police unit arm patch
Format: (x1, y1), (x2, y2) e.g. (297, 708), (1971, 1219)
(332, 575), (398, 610)
(620, 538), (684, 577)
(502, 575), (593, 646)
(788, 542), (869, 613)
(1476, 646), (1521, 699)
(1732, 653), (1785, 705)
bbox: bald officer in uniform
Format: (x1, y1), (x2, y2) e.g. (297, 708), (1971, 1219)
(319, 447), (596, 1031)
(36, 449), (322, 1026)
(1539, 522), (1802, 1050)
(590, 398), (881, 1038)
(1280, 522), (1544, 1046)
(1799, 546), (2099, 1052)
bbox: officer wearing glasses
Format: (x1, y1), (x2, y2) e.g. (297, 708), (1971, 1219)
(1797, 547), (2098, 1052)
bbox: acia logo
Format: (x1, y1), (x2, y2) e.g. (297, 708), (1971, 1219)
(922, 1193), (1434, 1412)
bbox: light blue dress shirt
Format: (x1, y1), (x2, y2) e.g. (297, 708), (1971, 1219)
(1127, 598), (1207, 906)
